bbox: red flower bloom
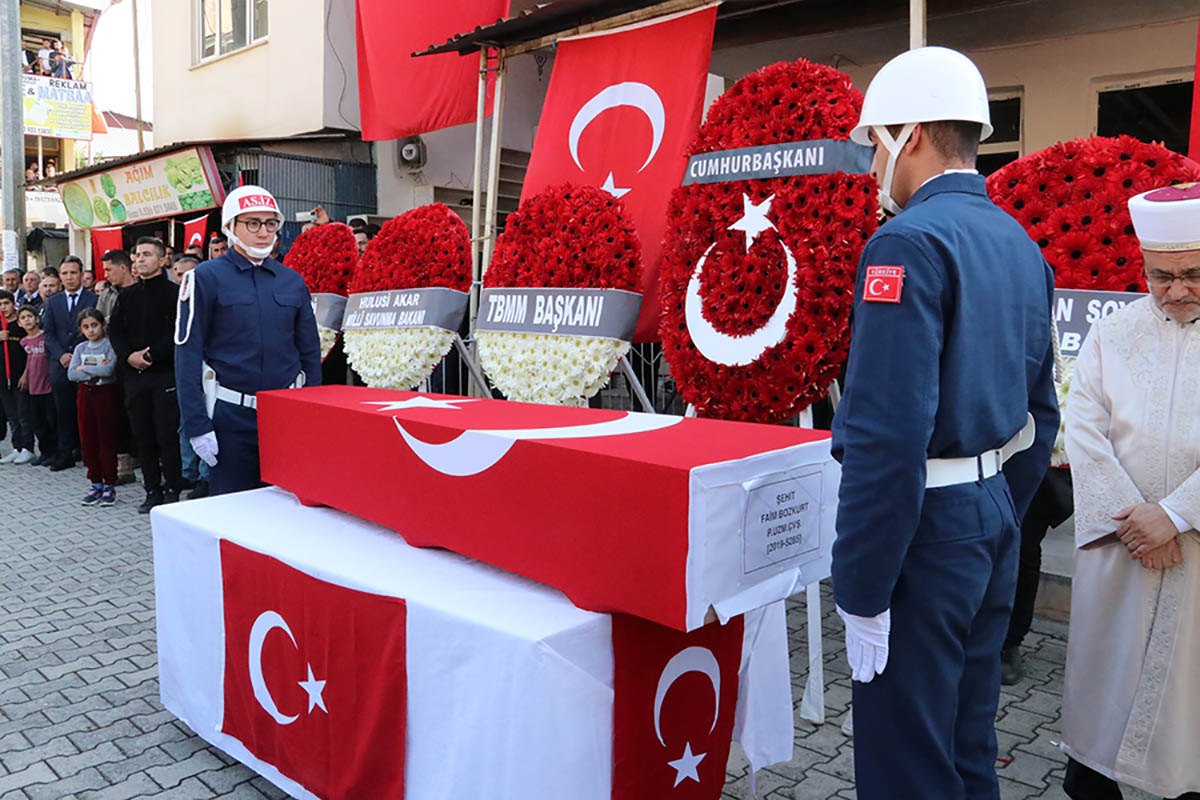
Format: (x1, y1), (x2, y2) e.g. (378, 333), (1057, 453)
(350, 203), (471, 293)
(485, 183), (642, 292)
(986, 135), (1200, 293)
(659, 59), (877, 424)
(283, 222), (358, 296)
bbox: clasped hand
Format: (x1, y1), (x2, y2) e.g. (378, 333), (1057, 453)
(1113, 503), (1182, 568)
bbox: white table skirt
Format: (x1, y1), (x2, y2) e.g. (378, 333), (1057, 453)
(153, 487), (797, 800)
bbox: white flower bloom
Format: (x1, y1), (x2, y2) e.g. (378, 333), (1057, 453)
(1050, 355), (1076, 467)
(317, 324), (339, 361)
(344, 327), (457, 390)
(477, 330), (628, 406)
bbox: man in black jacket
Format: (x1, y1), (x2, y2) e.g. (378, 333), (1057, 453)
(109, 237), (183, 513)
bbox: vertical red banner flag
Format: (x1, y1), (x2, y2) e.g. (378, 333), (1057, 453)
(220, 541), (408, 800)
(90, 226), (123, 279)
(611, 614), (744, 800)
(521, 6), (718, 342)
(182, 215), (209, 251)
(355, 0), (511, 141)
(1191, 16), (1200, 160)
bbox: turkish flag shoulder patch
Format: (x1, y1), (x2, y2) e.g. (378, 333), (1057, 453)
(219, 541), (407, 800)
(863, 265), (904, 303)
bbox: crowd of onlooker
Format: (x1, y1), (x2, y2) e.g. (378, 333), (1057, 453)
(0, 234), (229, 513)
(22, 38), (77, 78)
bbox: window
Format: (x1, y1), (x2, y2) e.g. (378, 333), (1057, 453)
(197, 0), (266, 62)
(977, 92), (1023, 176)
(1098, 79), (1192, 156)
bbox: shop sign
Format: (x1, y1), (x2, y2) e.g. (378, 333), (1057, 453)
(22, 74), (93, 141)
(0, 189), (69, 228)
(60, 146), (225, 230)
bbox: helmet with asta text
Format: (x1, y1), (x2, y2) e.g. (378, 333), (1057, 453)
(220, 185), (283, 236)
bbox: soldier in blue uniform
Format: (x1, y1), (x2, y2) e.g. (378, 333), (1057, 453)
(175, 186), (321, 496)
(831, 48), (1059, 800)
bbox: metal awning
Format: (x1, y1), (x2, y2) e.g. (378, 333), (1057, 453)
(414, 0), (808, 57)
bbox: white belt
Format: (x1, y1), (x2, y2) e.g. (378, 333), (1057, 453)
(214, 373), (306, 412)
(925, 413), (1036, 489)
(215, 384), (258, 410)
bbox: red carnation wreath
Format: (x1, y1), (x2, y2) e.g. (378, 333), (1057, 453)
(659, 59), (877, 424)
(986, 135), (1200, 292)
(987, 135), (1200, 465)
(478, 183), (643, 405)
(283, 221), (358, 360)
(284, 221), (358, 295)
(350, 203), (471, 294)
(344, 203), (472, 389)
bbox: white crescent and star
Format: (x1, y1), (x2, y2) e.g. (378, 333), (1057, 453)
(653, 646), (722, 787)
(247, 610), (327, 726)
(685, 193), (800, 367)
(867, 278), (889, 296)
(385, 408), (682, 477)
(568, 81), (666, 199)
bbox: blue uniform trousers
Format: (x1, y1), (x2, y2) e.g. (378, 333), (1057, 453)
(209, 401), (265, 496)
(851, 474), (1019, 800)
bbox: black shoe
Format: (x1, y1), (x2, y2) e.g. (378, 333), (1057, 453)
(137, 490), (164, 514)
(1000, 646), (1024, 686)
(162, 489), (181, 505)
(179, 478), (197, 491)
(50, 458), (73, 472)
(30, 453), (49, 466)
(186, 480), (209, 500)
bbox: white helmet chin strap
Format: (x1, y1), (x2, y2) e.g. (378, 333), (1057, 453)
(872, 122), (917, 216)
(224, 223), (277, 261)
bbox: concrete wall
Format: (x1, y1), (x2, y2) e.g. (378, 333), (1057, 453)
(839, 17), (1198, 154)
(151, 0), (360, 147)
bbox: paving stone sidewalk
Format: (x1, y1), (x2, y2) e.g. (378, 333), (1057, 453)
(0, 455), (1141, 799)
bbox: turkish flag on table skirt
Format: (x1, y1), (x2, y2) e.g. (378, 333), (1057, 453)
(355, 0), (511, 141)
(220, 541), (407, 800)
(521, 5), (717, 342)
(90, 227), (123, 279)
(612, 614), (744, 799)
(182, 215), (209, 251)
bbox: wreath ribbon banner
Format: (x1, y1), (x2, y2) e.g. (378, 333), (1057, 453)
(681, 138), (873, 186)
(342, 288), (469, 333)
(311, 293), (348, 332)
(476, 287), (642, 341)
(1054, 288), (1146, 357)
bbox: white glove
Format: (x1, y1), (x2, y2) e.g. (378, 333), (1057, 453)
(190, 432), (219, 468)
(837, 605), (891, 683)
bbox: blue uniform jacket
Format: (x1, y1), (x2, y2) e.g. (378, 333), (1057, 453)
(175, 249), (322, 438)
(830, 173), (1058, 617)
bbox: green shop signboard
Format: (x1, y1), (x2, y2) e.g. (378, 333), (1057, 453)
(61, 146), (225, 230)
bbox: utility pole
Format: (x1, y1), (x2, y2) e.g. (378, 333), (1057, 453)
(130, 0), (144, 153)
(0, 0), (27, 272)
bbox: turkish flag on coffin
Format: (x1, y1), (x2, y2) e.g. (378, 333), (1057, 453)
(522, 5), (717, 342)
(220, 541), (408, 800)
(612, 614), (744, 800)
(355, 0), (511, 140)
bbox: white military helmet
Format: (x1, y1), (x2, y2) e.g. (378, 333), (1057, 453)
(220, 185), (284, 260)
(220, 185), (284, 237)
(852, 47), (992, 214)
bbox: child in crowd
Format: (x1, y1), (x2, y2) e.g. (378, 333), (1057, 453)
(16, 306), (55, 465)
(69, 308), (118, 506)
(0, 291), (31, 464)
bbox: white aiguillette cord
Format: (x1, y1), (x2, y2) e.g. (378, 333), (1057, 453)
(175, 269), (196, 346)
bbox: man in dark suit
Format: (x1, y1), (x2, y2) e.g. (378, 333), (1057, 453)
(41, 256), (97, 471)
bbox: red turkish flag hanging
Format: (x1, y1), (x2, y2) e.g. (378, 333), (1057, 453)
(355, 0), (510, 140)
(522, 6), (717, 342)
(90, 226), (123, 279)
(182, 215), (209, 252)
(220, 541), (408, 799)
(612, 614), (744, 799)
